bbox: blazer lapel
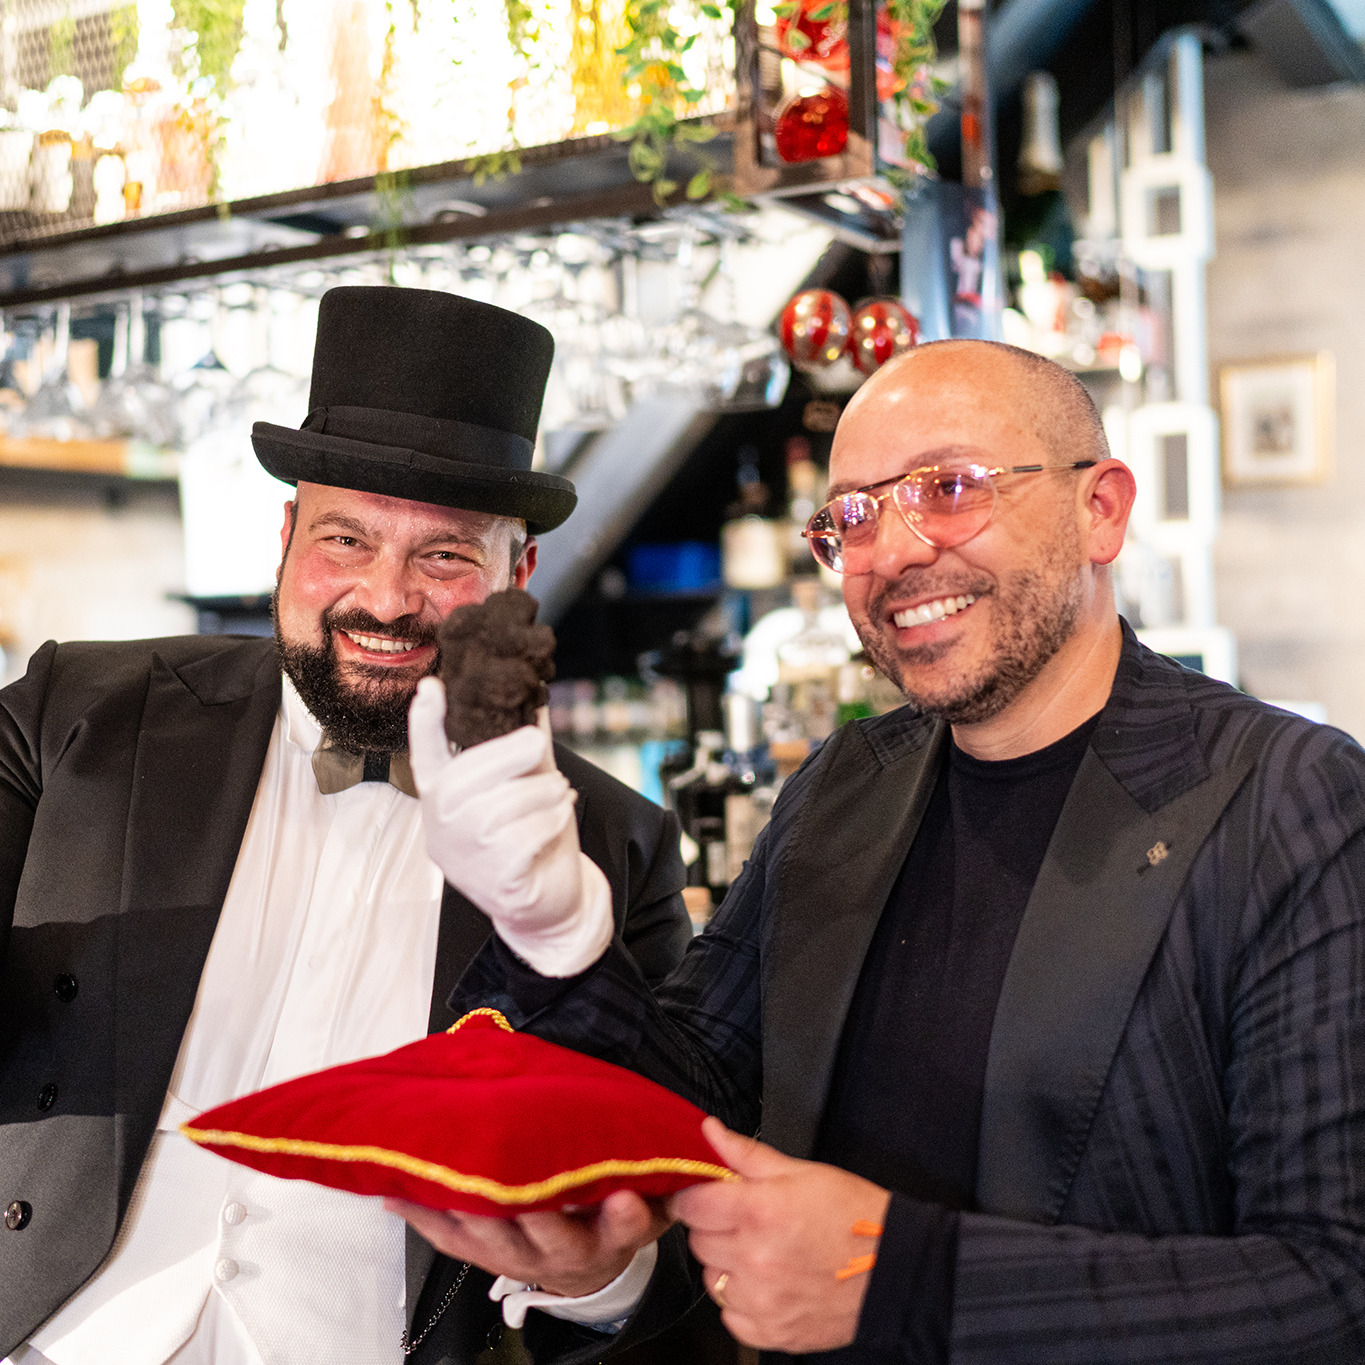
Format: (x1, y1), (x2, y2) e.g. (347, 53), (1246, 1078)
(114, 641), (280, 1189)
(977, 629), (1256, 1222)
(761, 713), (947, 1158)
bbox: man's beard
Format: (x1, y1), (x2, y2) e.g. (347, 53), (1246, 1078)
(272, 595), (440, 753)
(857, 533), (1085, 727)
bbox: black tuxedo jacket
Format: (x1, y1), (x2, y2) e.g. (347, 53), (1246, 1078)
(0, 634), (690, 1361)
(453, 627), (1365, 1362)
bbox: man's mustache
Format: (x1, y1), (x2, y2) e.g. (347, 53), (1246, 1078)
(323, 607), (439, 649)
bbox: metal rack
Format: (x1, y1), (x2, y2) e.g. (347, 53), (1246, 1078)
(0, 126), (735, 310)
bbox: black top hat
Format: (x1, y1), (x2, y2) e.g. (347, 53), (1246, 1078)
(251, 286), (576, 534)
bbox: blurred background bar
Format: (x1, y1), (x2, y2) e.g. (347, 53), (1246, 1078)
(0, 0), (1359, 927)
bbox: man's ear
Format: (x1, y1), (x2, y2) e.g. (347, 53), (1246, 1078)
(1082, 460), (1136, 567)
(515, 537), (538, 589)
(278, 499), (297, 578)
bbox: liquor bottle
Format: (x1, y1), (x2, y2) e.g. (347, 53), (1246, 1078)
(1007, 71), (1075, 278)
(668, 729), (730, 899)
(777, 578), (851, 742)
(719, 692), (776, 886)
(722, 445), (786, 591)
(836, 661), (877, 726)
(784, 434), (826, 573)
(669, 695), (776, 916)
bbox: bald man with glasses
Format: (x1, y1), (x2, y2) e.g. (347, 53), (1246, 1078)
(397, 340), (1365, 1365)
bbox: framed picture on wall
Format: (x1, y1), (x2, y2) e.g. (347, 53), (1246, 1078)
(1219, 352), (1334, 486)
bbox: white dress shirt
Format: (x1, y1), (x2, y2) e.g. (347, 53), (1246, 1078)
(15, 678), (445, 1365)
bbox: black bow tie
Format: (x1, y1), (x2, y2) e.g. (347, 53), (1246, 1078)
(311, 742), (418, 798)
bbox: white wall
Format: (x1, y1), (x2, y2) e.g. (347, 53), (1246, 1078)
(1205, 49), (1365, 737)
(0, 476), (194, 685)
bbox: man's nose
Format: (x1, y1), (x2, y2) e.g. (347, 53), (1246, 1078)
(867, 505), (939, 580)
(350, 555), (430, 623)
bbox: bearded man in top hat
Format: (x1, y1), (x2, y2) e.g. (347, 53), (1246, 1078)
(0, 287), (690, 1365)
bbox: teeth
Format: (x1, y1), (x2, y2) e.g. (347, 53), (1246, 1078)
(345, 632), (417, 654)
(892, 594), (976, 630)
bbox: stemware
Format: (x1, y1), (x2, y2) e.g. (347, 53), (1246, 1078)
(169, 287), (240, 445)
(85, 292), (179, 445)
(527, 233), (629, 433)
(15, 302), (90, 441)
(178, 283), (305, 599)
(658, 226), (789, 412)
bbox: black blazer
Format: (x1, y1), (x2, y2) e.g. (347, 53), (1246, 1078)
(0, 635), (691, 1360)
(452, 625), (1365, 1363)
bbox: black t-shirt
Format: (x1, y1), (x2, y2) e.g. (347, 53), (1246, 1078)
(811, 712), (1100, 1362)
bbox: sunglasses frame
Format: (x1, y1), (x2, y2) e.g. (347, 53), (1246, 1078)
(802, 460), (1098, 573)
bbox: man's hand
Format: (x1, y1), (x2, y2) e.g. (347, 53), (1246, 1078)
(384, 1190), (671, 1299)
(408, 676), (613, 976)
(670, 1117), (891, 1353)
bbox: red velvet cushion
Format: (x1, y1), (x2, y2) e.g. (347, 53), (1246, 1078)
(181, 1009), (733, 1216)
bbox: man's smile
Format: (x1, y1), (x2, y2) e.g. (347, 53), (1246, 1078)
(336, 629), (435, 665)
(891, 593), (979, 630)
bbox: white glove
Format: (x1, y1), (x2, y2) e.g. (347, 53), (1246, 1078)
(408, 676), (614, 977)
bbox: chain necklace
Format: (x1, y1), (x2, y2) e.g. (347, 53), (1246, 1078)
(401, 1260), (472, 1357)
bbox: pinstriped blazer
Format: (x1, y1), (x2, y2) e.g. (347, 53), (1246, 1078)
(453, 624), (1365, 1363)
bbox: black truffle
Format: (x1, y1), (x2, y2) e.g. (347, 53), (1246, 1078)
(437, 588), (556, 747)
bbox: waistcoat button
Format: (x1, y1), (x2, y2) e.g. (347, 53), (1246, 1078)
(215, 1258), (239, 1282)
(5, 1201), (31, 1231)
(37, 1084), (57, 1112)
(54, 973), (78, 1002)
(223, 1201), (247, 1226)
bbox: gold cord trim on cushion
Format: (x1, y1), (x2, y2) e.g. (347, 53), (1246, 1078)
(448, 1007), (515, 1034)
(178, 1124), (735, 1203)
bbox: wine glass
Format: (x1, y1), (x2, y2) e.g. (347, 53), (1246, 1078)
(15, 302), (91, 441)
(86, 291), (179, 445)
(657, 224), (790, 412)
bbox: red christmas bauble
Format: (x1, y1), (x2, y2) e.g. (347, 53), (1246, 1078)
(773, 85), (849, 164)
(849, 298), (920, 375)
(779, 289), (853, 370)
(775, 0), (849, 68)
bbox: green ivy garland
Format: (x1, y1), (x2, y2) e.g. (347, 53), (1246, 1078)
(166, 0), (244, 200)
(396, 1), (946, 210)
(610, 0), (729, 205)
(494, 0), (947, 205)
(773, 0), (945, 177)
(171, 0), (246, 93)
(109, 5), (140, 89)
(883, 0), (947, 175)
(48, 9), (76, 81)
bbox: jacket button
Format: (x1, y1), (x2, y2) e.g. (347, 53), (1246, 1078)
(37, 1084), (57, 1112)
(54, 973), (78, 1002)
(4, 1201), (30, 1231)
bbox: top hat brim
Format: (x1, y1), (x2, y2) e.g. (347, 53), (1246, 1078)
(252, 423), (577, 536)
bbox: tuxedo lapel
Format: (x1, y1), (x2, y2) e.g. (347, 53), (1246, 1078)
(977, 631), (1256, 1223)
(760, 714), (947, 1158)
(113, 641), (280, 1194)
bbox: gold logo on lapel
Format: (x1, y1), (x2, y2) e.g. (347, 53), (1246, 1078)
(1146, 841), (1170, 867)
